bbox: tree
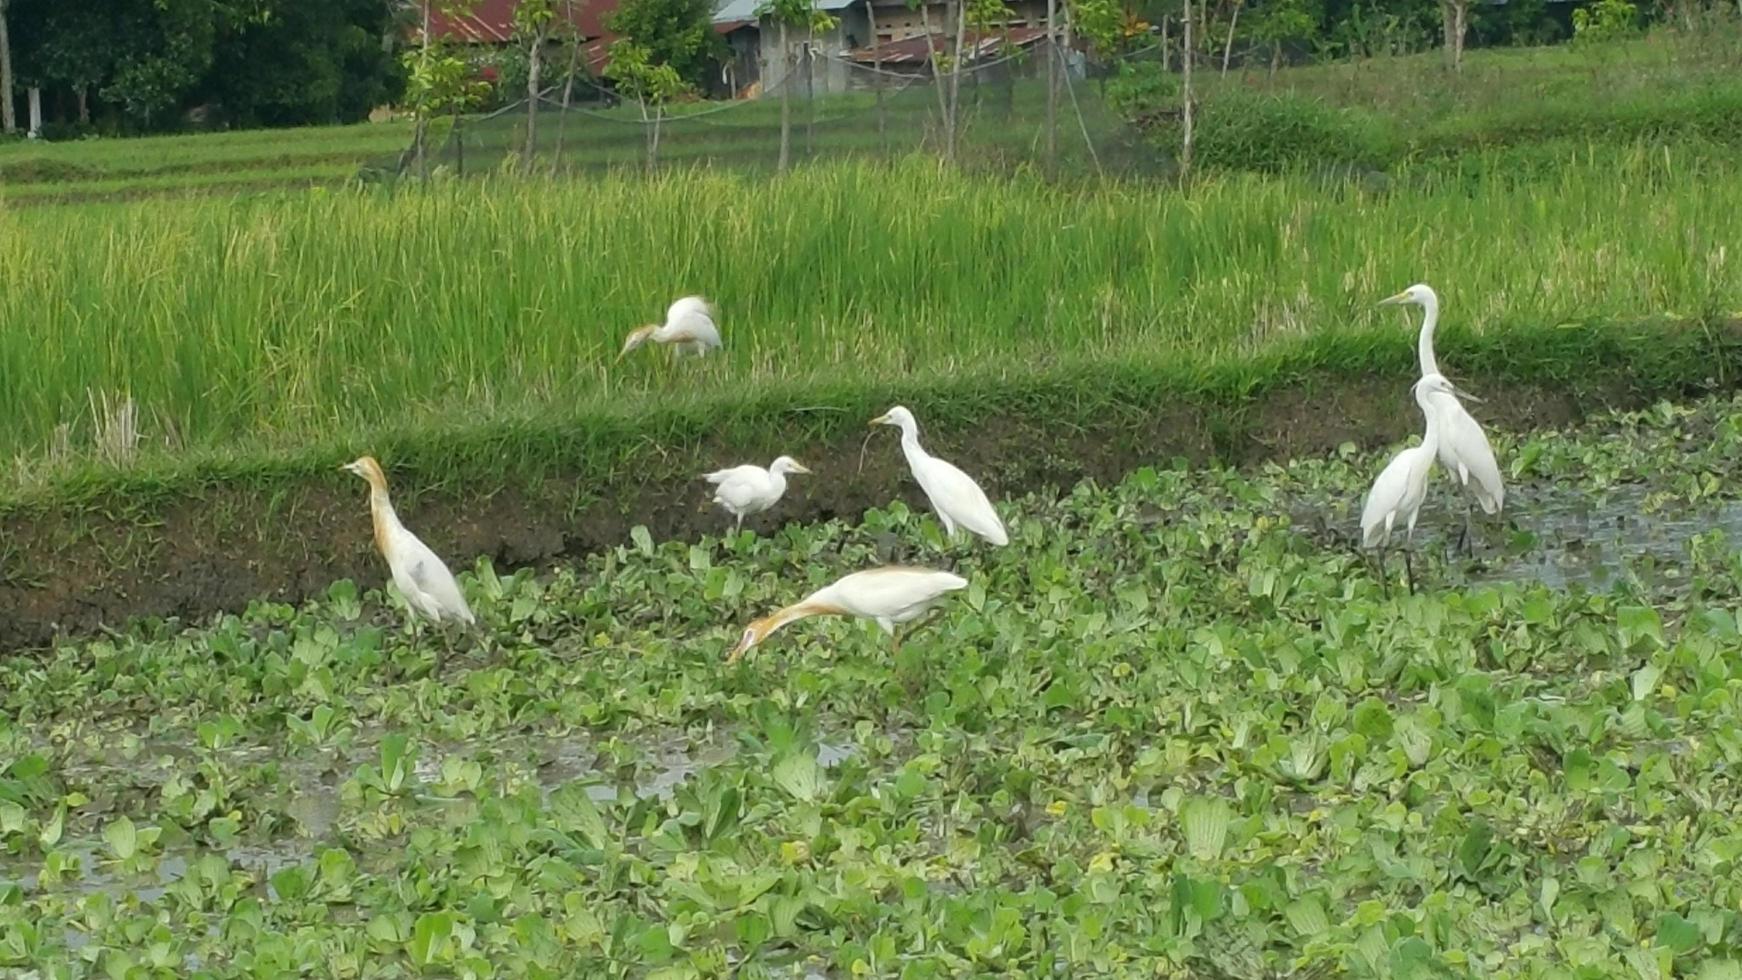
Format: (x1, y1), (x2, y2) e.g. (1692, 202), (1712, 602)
(1440, 0), (1469, 69)
(757, 0), (836, 170)
(604, 0), (725, 90)
(1249, 0), (1315, 74)
(603, 39), (693, 169)
(514, 0), (558, 172)
(402, 2), (492, 175)
(199, 0), (403, 127)
(0, 0), (14, 134)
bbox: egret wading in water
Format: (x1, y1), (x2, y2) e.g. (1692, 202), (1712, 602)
(726, 566), (968, 664)
(1380, 284), (1505, 554)
(619, 296), (722, 360)
(1361, 374), (1477, 593)
(342, 456), (476, 671)
(869, 406), (1009, 547)
(704, 456), (812, 532)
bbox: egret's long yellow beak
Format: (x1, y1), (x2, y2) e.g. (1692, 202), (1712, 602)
(725, 639), (751, 664)
(868, 414), (890, 428)
(790, 462), (813, 475)
(1378, 291), (1409, 306)
(1449, 383), (1483, 403)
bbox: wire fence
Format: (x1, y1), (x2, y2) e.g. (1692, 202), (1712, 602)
(382, 38), (1168, 181)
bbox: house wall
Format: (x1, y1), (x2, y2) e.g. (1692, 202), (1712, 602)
(865, 0), (1050, 42)
(757, 9), (870, 97)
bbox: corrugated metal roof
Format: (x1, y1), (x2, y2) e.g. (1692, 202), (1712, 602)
(425, 0), (617, 43)
(711, 0), (857, 25)
(846, 26), (1047, 65)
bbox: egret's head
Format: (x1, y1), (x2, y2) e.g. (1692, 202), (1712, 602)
(617, 325), (658, 360)
(725, 617), (775, 664)
(340, 455), (387, 488)
(869, 405), (916, 430)
(1379, 283), (1436, 308)
(771, 455), (812, 476)
(1414, 372), (1479, 403)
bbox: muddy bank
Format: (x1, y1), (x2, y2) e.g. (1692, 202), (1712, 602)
(3, 315), (1742, 651)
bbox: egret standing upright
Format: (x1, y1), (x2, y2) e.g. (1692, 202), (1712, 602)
(869, 406), (1008, 547)
(1380, 284), (1505, 553)
(619, 296), (723, 360)
(703, 455), (812, 533)
(342, 456), (476, 671)
(1361, 374), (1477, 593)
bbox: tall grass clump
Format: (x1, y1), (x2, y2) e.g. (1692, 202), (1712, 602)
(0, 152), (1737, 470)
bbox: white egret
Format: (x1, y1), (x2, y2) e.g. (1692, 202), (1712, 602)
(726, 566), (968, 664)
(703, 455), (812, 532)
(1380, 283), (1505, 552)
(619, 295), (722, 360)
(342, 455), (476, 669)
(1361, 373), (1475, 592)
(870, 406), (1008, 547)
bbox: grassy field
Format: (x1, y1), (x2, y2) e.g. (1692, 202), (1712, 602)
(1, 149), (1737, 486)
(3, 394), (1741, 974)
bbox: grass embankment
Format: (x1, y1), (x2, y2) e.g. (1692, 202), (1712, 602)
(1128, 29), (1742, 174)
(3, 395), (1742, 974)
(0, 155), (1738, 645)
(0, 122), (419, 203)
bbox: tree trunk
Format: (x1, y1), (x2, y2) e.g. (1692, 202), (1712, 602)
(1441, 0), (1463, 70)
(1161, 15), (1170, 71)
(1222, 1), (1240, 75)
(778, 19), (791, 171)
(920, 3), (950, 154)
(868, 0), (885, 145)
(804, 27), (814, 156)
(1453, 0), (1466, 69)
(523, 24), (547, 172)
(1045, 0), (1058, 170)
(947, 0), (967, 162)
(76, 85), (90, 125)
(1181, 0), (1194, 180)
(1269, 40), (1280, 77)
(415, 0), (432, 176)
(550, 12), (584, 173)
(0, 0), (15, 136)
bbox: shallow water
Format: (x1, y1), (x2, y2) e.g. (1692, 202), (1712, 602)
(1471, 482), (1742, 590)
(0, 725), (857, 901)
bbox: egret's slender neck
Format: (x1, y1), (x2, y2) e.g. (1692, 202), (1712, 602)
(893, 419), (925, 460)
(1415, 294), (1441, 378)
(365, 480), (402, 553)
(759, 599), (838, 640)
(1414, 388), (1443, 458)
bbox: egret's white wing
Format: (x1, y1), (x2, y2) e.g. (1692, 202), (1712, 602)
(387, 529), (474, 625)
(813, 568), (968, 622)
(704, 464), (764, 486)
(713, 469), (777, 513)
(665, 296), (721, 350)
(912, 456), (1008, 546)
(1430, 394), (1504, 514)
(1361, 449), (1418, 548)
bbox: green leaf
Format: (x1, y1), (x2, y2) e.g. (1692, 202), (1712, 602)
(772, 754), (823, 803)
(1656, 913), (1702, 955)
(1285, 895), (1329, 936)
(1457, 820), (1494, 877)
(104, 816), (137, 860)
(549, 783), (611, 850)
(631, 525), (655, 557)
(1180, 795), (1231, 861)
(409, 911), (453, 966)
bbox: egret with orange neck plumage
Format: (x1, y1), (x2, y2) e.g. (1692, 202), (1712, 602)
(726, 566), (968, 664)
(342, 455), (475, 669)
(619, 295), (722, 360)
